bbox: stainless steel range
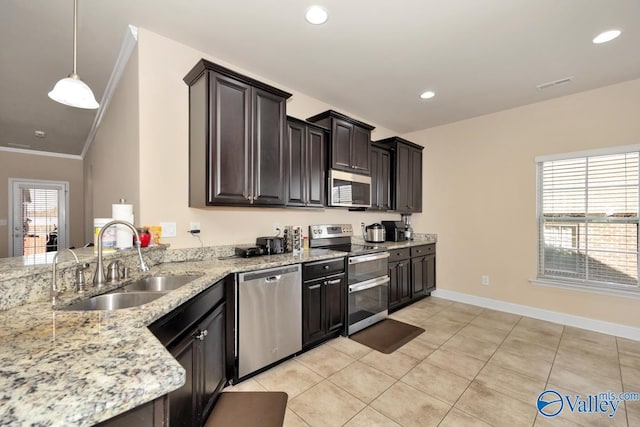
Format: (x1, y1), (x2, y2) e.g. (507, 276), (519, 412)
(309, 224), (390, 335)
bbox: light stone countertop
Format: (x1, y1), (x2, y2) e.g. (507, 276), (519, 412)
(0, 236), (436, 426)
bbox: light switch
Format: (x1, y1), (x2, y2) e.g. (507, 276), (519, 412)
(160, 222), (177, 238)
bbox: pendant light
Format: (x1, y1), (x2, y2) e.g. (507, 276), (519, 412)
(48, 0), (99, 109)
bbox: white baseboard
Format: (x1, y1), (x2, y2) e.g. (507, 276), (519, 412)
(432, 289), (640, 341)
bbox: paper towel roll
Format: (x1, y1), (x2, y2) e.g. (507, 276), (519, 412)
(112, 201), (134, 249)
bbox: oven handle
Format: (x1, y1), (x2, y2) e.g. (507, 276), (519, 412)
(348, 276), (390, 293)
(348, 251), (390, 264)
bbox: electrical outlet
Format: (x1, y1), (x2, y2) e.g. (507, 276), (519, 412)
(481, 275), (490, 286)
(190, 222), (201, 232)
(160, 222), (177, 238)
(273, 222), (281, 234)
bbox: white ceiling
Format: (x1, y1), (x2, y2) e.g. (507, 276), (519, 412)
(2, 0), (639, 155)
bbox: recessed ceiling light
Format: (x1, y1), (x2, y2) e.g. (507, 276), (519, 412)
(34, 130), (46, 138)
(305, 6), (328, 25)
(419, 91), (435, 100)
(593, 29), (621, 44)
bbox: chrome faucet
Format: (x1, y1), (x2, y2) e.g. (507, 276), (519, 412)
(51, 248), (80, 306)
(93, 220), (149, 287)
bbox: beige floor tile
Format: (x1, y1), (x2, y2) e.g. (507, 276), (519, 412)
(470, 315), (518, 333)
(389, 306), (431, 326)
(508, 325), (562, 351)
(395, 334), (437, 360)
(327, 336), (372, 360)
(429, 308), (478, 324)
(621, 364), (640, 390)
(401, 360), (471, 404)
(225, 378), (267, 392)
(288, 381), (366, 426)
(545, 383), (628, 427)
(488, 349), (553, 381)
(457, 323), (510, 345)
(563, 326), (617, 347)
(517, 316), (564, 335)
(420, 317), (467, 334)
(426, 348), (487, 380)
(448, 302), (485, 316)
(627, 400), (640, 422)
(327, 361), (396, 404)
(475, 362), (546, 405)
(421, 296), (454, 307)
(549, 364), (623, 395)
(415, 326), (457, 346)
(343, 406), (401, 427)
(253, 359), (323, 398)
(619, 352), (640, 370)
(618, 337), (640, 356)
(478, 309), (522, 325)
(359, 348), (421, 379)
(283, 409), (310, 427)
(295, 343), (355, 378)
(441, 334), (500, 361)
(370, 382), (451, 427)
(554, 348), (620, 379)
(559, 334), (619, 360)
(499, 335), (558, 363)
(534, 414), (582, 426)
(628, 408), (640, 427)
(439, 408), (492, 427)
(455, 382), (536, 427)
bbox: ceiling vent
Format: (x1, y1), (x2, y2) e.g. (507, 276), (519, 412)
(536, 76), (574, 90)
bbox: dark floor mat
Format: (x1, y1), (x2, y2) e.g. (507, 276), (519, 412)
(349, 318), (425, 354)
(204, 391), (288, 427)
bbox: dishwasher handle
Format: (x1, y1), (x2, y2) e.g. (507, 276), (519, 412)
(265, 275), (280, 283)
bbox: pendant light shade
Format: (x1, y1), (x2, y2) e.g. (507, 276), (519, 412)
(48, 0), (99, 109)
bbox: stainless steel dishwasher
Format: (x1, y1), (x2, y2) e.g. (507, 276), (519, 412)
(236, 264), (302, 379)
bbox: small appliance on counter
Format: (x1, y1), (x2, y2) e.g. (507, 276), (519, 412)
(256, 235), (286, 255)
(284, 225), (303, 254)
(361, 222), (386, 243)
(381, 221), (408, 242)
(235, 246), (266, 258)
(401, 213), (415, 241)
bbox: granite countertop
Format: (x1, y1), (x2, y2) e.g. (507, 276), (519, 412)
(0, 237), (436, 426)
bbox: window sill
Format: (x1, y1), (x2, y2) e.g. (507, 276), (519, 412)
(530, 278), (640, 300)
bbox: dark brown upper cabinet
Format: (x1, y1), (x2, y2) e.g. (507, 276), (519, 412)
(184, 59), (292, 207)
(285, 117), (328, 208)
(369, 142), (391, 211)
(376, 137), (424, 213)
(306, 110), (375, 176)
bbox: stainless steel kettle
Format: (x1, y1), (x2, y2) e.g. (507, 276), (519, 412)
(361, 222), (386, 243)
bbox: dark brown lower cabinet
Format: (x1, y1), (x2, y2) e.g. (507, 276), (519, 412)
(95, 396), (168, 427)
(388, 244), (436, 313)
(302, 258), (346, 348)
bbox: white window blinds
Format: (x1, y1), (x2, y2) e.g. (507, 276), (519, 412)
(538, 151), (640, 289)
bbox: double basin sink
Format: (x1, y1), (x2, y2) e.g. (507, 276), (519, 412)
(60, 275), (198, 311)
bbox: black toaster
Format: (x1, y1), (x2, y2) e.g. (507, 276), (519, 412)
(256, 236), (286, 255)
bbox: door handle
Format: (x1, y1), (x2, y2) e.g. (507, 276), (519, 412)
(195, 330), (208, 341)
(325, 279), (341, 286)
(308, 284), (321, 290)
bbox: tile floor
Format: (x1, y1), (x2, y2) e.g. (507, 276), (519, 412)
(226, 297), (640, 426)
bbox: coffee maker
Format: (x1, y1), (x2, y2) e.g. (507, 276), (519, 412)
(381, 221), (407, 242)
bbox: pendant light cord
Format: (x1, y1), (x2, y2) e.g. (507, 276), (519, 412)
(72, 0), (78, 76)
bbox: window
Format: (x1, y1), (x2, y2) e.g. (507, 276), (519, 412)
(537, 147), (640, 292)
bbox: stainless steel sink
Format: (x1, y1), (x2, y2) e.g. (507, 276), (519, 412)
(121, 275), (198, 292)
(60, 292), (166, 311)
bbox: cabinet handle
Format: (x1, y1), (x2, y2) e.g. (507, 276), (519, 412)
(323, 265), (330, 270)
(246, 195), (251, 200)
(398, 263), (404, 267)
(195, 330), (208, 341)
(326, 279), (341, 285)
(308, 284), (322, 290)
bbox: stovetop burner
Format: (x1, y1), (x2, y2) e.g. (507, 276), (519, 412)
(326, 244), (386, 256)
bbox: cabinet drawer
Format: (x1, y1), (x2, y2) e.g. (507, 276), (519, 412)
(388, 248), (411, 262)
(411, 244), (435, 257)
(303, 257), (345, 281)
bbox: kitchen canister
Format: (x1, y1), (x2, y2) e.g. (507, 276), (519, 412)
(112, 199), (134, 249)
(94, 218), (116, 253)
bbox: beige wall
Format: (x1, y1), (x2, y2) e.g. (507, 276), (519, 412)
(136, 29), (405, 248)
(0, 150), (84, 257)
(403, 78), (640, 328)
(84, 48), (140, 240)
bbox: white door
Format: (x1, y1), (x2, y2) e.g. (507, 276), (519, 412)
(9, 179), (69, 257)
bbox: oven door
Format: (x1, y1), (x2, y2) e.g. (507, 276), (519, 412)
(348, 276), (389, 335)
(348, 252), (389, 285)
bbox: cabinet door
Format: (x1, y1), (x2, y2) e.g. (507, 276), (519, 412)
(252, 88), (286, 205)
(351, 125), (371, 174)
(285, 120), (306, 206)
(395, 143), (412, 211)
(168, 334), (198, 427)
(331, 118), (353, 172)
(306, 127), (326, 207)
(324, 275), (345, 334)
(209, 72), (252, 205)
(388, 261), (410, 310)
(199, 303), (226, 421)
(370, 146), (390, 211)
(398, 261), (411, 306)
(411, 256), (426, 299)
(409, 147), (422, 212)
(302, 279), (325, 347)
(425, 254), (436, 292)
(370, 147), (380, 209)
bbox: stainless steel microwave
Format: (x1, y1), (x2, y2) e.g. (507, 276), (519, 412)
(329, 170), (371, 208)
